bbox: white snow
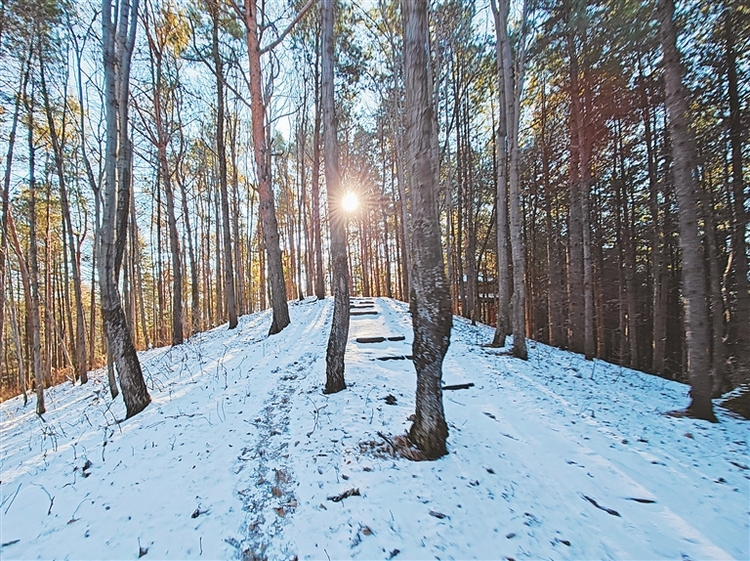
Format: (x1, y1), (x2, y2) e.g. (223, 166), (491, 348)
(0, 297), (747, 560)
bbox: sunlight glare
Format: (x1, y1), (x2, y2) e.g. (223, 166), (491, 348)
(342, 191), (359, 213)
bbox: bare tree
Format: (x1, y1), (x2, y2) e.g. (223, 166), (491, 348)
(402, 0), (452, 459)
(22, 66), (46, 413)
(207, 0), (238, 330)
(242, 0), (290, 335)
(491, 0), (530, 359)
(39, 44), (89, 382)
(322, 0), (348, 394)
(0, 49), (31, 390)
(311, 25), (326, 301)
(141, 0), (184, 345)
(99, 0), (150, 418)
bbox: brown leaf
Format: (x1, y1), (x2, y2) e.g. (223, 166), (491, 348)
(271, 486), (283, 497)
(274, 507), (286, 517)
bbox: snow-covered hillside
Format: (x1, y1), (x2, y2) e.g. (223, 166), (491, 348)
(1, 297), (747, 560)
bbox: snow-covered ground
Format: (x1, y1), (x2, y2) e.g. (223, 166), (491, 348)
(1, 297), (747, 560)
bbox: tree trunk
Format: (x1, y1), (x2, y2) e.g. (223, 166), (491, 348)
(40, 51), (89, 383)
(244, 0), (290, 335)
(209, 0), (237, 330)
(402, 0), (451, 459)
(493, 0), (528, 359)
(23, 79), (45, 413)
(491, 0), (510, 347)
(657, 0), (716, 421)
(726, 7), (750, 385)
(229, 116), (247, 315)
(100, 0), (150, 418)
(578, 76), (596, 360)
(393, 100), (411, 302)
(178, 170), (200, 335)
(0, 51), (29, 389)
(311, 30), (326, 300)
(641, 77), (667, 375)
(564, 0), (584, 356)
(8, 276), (27, 405)
(322, 0), (349, 394)
(695, 178), (726, 393)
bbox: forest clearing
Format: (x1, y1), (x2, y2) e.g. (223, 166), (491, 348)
(1, 297), (747, 559)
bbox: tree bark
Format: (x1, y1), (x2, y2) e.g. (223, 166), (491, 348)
(208, 0), (237, 330)
(144, 26), (184, 345)
(726, 7), (749, 384)
(39, 49), (88, 383)
(493, 0), (528, 359)
(100, 0), (150, 418)
(641, 74), (667, 375)
(22, 77), (45, 412)
(311, 31), (326, 300)
(657, 0), (716, 421)
(0, 51), (29, 389)
(322, 0), (348, 395)
(244, 0), (290, 335)
(490, 0), (510, 347)
(564, 0), (584, 356)
(402, 0), (451, 459)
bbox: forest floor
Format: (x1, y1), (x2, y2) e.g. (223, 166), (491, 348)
(0, 297), (747, 560)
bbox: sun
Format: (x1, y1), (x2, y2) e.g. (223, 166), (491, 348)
(341, 191), (359, 213)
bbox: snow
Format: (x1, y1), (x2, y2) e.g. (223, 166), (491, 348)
(1, 297), (747, 560)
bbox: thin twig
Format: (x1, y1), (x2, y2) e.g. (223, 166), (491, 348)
(2, 484), (21, 514)
(31, 484), (54, 515)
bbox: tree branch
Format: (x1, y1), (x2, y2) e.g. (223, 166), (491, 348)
(260, 0), (317, 55)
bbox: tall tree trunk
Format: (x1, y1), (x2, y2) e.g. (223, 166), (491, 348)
(229, 117), (246, 315)
(244, 0), (290, 334)
(491, 0), (510, 347)
(8, 206), (44, 412)
(402, 0), (451, 459)
(493, 0), (528, 359)
(208, 0), (237, 330)
(564, 0), (584, 356)
(726, 7), (750, 384)
(0, 51), (29, 388)
(212, 184), (222, 323)
(100, 0), (150, 418)
(178, 170), (200, 335)
(393, 99), (411, 302)
(8, 275), (27, 405)
(578, 74), (596, 360)
(23, 77), (45, 412)
(142, 19), (185, 346)
(131, 193), (149, 349)
(539, 82), (564, 347)
(40, 50), (89, 384)
(657, 0), (716, 421)
(695, 177), (726, 393)
(322, 0), (349, 394)
(641, 74), (667, 375)
(311, 29), (325, 300)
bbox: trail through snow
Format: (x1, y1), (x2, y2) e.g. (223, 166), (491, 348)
(0, 297), (747, 560)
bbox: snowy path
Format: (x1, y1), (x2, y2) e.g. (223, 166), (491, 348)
(1, 297), (747, 560)
(287, 298), (748, 560)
